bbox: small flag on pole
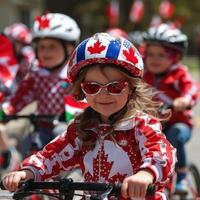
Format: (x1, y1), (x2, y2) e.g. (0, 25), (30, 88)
(159, 0), (175, 19)
(65, 95), (88, 123)
(129, 0), (144, 24)
(106, 0), (119, 27)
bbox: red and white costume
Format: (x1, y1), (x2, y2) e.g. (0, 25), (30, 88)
(144, 64), (198, 128)
(16, 46), (35, 81)
(3, 67), (69, 115)
(21, 111), (176, 200)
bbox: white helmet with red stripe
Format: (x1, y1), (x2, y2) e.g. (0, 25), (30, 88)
(32, 13), (80, 43)
(67, 33), (144, 83)
(4, 23), (32, 44)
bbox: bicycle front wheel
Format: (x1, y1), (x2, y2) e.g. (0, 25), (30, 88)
(187, 163), (200, 199)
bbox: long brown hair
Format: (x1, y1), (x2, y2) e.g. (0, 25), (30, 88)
(70, 64), (165, 148)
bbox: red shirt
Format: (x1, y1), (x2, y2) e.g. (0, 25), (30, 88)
(21, 111), (176, 200)
(3, 67), (69, 115)
(144, 64), (198, 128)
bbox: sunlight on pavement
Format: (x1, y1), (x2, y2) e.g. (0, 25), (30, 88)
(194, 116), (200, 128)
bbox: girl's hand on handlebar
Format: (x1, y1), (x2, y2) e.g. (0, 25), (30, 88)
(173, 97), (191, 111)
(2, 170), (34, 192)
(121, 169), (154, 199)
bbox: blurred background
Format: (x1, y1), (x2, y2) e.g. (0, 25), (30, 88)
(0, 0), (200, 71)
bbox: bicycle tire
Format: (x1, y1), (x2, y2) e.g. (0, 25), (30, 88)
(188, 163), (200, 196)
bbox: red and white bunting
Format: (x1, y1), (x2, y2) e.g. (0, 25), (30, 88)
(129, 0), (144, 23)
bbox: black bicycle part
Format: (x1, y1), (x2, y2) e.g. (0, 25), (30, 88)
(188, 163), (200, 197)
(0, 178), (156, 200)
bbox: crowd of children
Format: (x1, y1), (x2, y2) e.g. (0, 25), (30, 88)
(0, 12), (81, 167)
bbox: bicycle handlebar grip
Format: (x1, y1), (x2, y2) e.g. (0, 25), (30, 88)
(0, 181), (6, 190)
(146, 184), (156, 196)
(112, 183), (155, 197)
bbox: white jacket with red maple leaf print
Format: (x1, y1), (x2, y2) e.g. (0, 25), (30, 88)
(21, 111), (176, 200)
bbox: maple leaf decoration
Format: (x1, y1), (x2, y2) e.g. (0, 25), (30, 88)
(36, 15), (50, 29)
(87, 41), (106, 54)
(123, 48), (138, 64)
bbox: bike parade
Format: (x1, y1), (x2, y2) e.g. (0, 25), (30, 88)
(0, 1), (200, 199)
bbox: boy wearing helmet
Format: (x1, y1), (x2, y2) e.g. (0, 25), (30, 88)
(0, 13), (82, 167)
(2, 33), (176, 200)
(143, 23), (198, 194)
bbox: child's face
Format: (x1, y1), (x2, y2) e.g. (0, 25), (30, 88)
(37, 38), (65, 68)
(145, 44), (173, 74)
(83, 65), (130, 122)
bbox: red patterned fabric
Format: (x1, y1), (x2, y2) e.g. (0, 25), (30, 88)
(21, 111), (176, 200)
(0, 34), (19, 88)
(17, 46), (35, 79)
(3, 67), (69, 115)
(144, 64), (198, 128)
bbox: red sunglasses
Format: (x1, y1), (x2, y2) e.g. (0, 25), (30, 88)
(81, 80), (128, 96)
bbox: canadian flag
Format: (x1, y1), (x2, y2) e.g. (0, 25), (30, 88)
(129, 0), (144, 23)
(106, 0), (119, 27)
(159, 0), (175, 19)
(0, 34), (19, 88)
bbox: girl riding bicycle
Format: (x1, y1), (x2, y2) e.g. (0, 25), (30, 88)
(0, 13), (81, 165)
(3, 23), (35, 86)
(143, 23), (199, 195)
(2, 33), (176, 199)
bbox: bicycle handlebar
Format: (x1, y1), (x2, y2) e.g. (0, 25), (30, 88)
(158, 103), (192, 115)
(0, 113), (64, 123)
(0, 178), (156, 199)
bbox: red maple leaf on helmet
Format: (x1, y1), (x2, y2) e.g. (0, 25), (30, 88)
(123, 48), (138, 64)
(87, 41), (106, 54)
(36, 15), (50, 29)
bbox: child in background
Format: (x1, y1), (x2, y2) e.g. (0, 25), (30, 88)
(2, 33), (176, 200)
(3, 23), (35, 87)
(143, 23), (198, 194)
(0, 13), (81, 167)
(0, 30), (32, 173)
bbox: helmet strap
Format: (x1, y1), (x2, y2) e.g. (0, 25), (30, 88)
(44, 56), (68, 72)
(39, 39), (70, 71)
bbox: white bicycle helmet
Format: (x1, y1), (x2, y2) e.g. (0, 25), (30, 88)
(32, 13), (80, 44)
(4, 23), (32, 44)
(143, 23), (188, 54)
(128, 31), (144, 46)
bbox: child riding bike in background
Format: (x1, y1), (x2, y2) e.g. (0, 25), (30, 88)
(0, 13), (81, 169)
(0, 29), (33, 173)
(3, 23), (35, 88)
(0, 22), (34, 101)
(143, 23), (199, 195)
(2, 33), (176, 200)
